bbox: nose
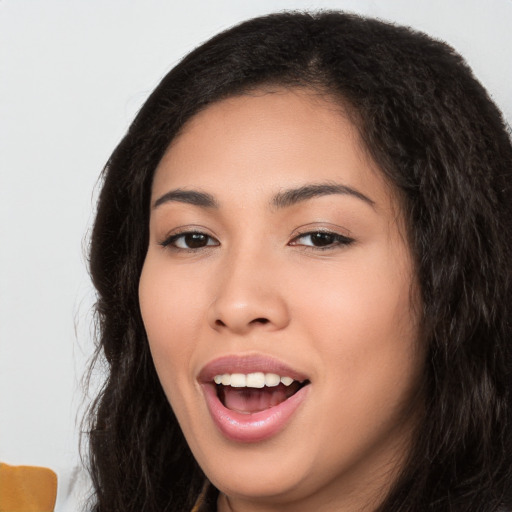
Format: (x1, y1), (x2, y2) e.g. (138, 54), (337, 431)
(207, 249), (290, 335)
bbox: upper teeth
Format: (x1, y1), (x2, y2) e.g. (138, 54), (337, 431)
(213, 372), (295, 388)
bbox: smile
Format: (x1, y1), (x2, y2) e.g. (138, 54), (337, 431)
(199, 356), (311, 442)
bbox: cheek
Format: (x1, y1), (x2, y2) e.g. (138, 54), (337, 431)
(138, 259), (204, 398)
(290, 257), (422, 472)
(291, 244), (421, 403)
(293, 244), (416, 342)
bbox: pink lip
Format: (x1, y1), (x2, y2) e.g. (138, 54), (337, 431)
(198, 355), (310, 443)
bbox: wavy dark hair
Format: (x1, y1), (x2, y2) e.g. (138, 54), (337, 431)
(86, 10), (512, 512)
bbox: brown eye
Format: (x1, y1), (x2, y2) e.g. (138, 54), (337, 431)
(291, 231), (354, 249)
(162, 232), (219, 250)
(309, 232), (336, 247)
(182, 233), (209, 248)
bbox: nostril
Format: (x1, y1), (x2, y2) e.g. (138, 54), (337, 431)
(251, 318), (270, 325)
(212, 317), (271, 329)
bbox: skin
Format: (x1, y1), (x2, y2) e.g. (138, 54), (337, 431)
(139, 88), (425, 512)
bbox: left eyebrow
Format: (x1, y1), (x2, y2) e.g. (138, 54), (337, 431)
(271, 182), (375, 209)
(153, 189), (219, 209)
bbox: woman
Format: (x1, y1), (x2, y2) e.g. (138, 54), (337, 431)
(86, 11), (512, 512)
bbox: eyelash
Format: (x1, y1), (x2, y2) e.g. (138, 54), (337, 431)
(289, 231), (354, 250)
(160, 230), (354, 252)
(160, 231), (219, 252)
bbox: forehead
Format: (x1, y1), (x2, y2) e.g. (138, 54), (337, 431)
(152, 88), (394, 212)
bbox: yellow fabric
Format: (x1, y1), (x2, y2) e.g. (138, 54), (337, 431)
(191, 480), (210, 512)
(0, 463), (57, 512)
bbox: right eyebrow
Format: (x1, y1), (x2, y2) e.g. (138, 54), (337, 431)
(153, 189), (219, 209)
(271, 182), (375, 209)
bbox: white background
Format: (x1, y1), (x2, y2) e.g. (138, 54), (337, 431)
(1, 0), (511, 508)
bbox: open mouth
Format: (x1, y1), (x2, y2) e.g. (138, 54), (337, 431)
(213, 372), (310, 414)
(199, 357), (311, 442)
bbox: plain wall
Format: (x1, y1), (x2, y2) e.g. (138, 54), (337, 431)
(1, 0), (511, 509)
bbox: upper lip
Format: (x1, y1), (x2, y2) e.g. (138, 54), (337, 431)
(198, 354), (310, 384)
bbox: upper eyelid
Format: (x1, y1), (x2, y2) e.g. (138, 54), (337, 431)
(289, 225), (353, 239)
(159, 225), (217, 240)
(290, 231), (353, 243)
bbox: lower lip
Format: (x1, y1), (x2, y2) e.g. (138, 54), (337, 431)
(201, 383), (310, 443)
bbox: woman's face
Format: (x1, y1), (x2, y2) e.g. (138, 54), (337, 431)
(139, 89), (424, 511)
